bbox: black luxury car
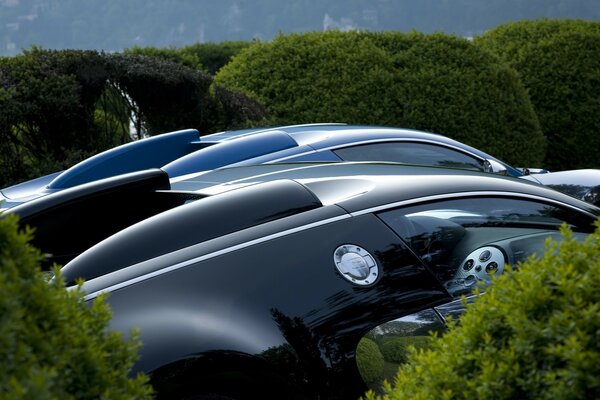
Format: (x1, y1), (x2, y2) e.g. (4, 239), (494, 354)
(5, 163), (600, 399)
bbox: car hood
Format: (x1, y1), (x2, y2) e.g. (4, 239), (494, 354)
(525, 169), (600, 206)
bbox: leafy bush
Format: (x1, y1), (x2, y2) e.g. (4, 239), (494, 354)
(216, 30), (545, 167)
(0, 48), (266, 187)
(127, 41), (251, 75)
(476, 19), (600, 171)
(379, 336), (433, 364)
(357, 337), (385, 385)
(0, 214), (153, 399)
(365, 224), (600, 400)
(0, 48), (110, 160)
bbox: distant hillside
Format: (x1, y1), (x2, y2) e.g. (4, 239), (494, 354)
(1, 0), (599, 56)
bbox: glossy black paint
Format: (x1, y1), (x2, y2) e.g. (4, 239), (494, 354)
(3, 169), (194, 266)
(100, 213), (449, 399)
(62, 179), (321, 283)
(33, 165), (600, 399)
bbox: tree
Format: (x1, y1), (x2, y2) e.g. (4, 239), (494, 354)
(107, 52), (266, 137)
(365, 223), (600, 400)
(0, 48), (110, 161)
(0, 48), (266, 187)
(356, 338), (385, 386)
(0, 214), (153, 399)
(216, 31), (545, 167)
(476, 19), (600, 170)
(127, 41), (251, 75)
(0, 48), (122, 187)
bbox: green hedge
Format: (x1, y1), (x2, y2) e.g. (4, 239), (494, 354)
(379, 336), (433, 364)
(0, 214), (152, 399)
(216, 30), (545, 167)
(127, 41), (251, 75)
(357, 337), (385, 385)
(476, 19), (600, 171)
(0, 48), (266, 187)
(365, 224), (600, 400)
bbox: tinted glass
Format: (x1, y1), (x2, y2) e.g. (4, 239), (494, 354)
(356, 308), (444, 392)
(377, 197), (593, 297)
(334, 142), (485, 171)
(356, 295), (483, 390)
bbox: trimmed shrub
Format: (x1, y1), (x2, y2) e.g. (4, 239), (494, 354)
(127, 41), (251, 75)
(216, 30), (545, 167)
(0, 214), (153, 399)
(365, 224), (600, 400)
(0, 48), (110, 160)
(476, 19), (600, 171)
(0, 48), (118, 187)
(379, 336), (433, 364)
(357, 337), (385, 385)
(0, 48), (266, 186)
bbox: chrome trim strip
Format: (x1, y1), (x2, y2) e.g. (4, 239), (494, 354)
(270, 138), (486, 163)
(83, 213), (351, 301)
(350, 191), (599, 218)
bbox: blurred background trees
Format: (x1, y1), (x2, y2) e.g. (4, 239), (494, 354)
(476, 19), (600, 170)
(0, 47), (266, 187)
(216, 30), (545, 167)
(0, 19), (598, 187)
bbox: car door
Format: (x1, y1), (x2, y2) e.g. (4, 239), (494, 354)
(354, 194), (596, 391)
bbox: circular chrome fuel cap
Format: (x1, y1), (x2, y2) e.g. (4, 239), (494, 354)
(333, 244), (379, 285)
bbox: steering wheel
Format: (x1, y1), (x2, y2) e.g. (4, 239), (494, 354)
(445, 246), (506, 295)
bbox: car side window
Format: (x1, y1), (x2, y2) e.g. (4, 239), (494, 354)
(356, 297), (479, 392)
(357, 196), (594, 393)
(333, 142), (485, 171)
(377, 196), (594, 297)
(356, 308), (444, 391)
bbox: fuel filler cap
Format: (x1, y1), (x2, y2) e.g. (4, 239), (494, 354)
(333, 244), (379, 285)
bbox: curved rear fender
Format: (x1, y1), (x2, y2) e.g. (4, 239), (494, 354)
(149, 350), (303, 399)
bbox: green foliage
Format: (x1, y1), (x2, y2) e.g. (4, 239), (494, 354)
(379, 336), (432, 364)
(0, 48), (266, 187)
(183, 41), (253, 75)
(365, 224), (600, 400)
(127, 41), (251, 75)
(0, 214), (153, 399)
(125, 46), (203, 70)
(476, 19), (600, 171)
(0, 48), (109, 159)
(107, 53), (266, 137)
(107, 52), (214, 136)
(0, 48), (122, 187)
(216, 31), (545, 167)
(356, 337), (385, 385)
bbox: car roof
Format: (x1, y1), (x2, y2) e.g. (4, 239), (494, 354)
(163, 124), (519, 178)
(0, 123), (518, 209)
(172, 162), (600, 216)
(207, 124), (497, 161)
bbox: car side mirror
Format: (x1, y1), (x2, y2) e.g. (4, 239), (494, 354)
(483, 159), (508, 175)
(519, 168), (549, 175)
